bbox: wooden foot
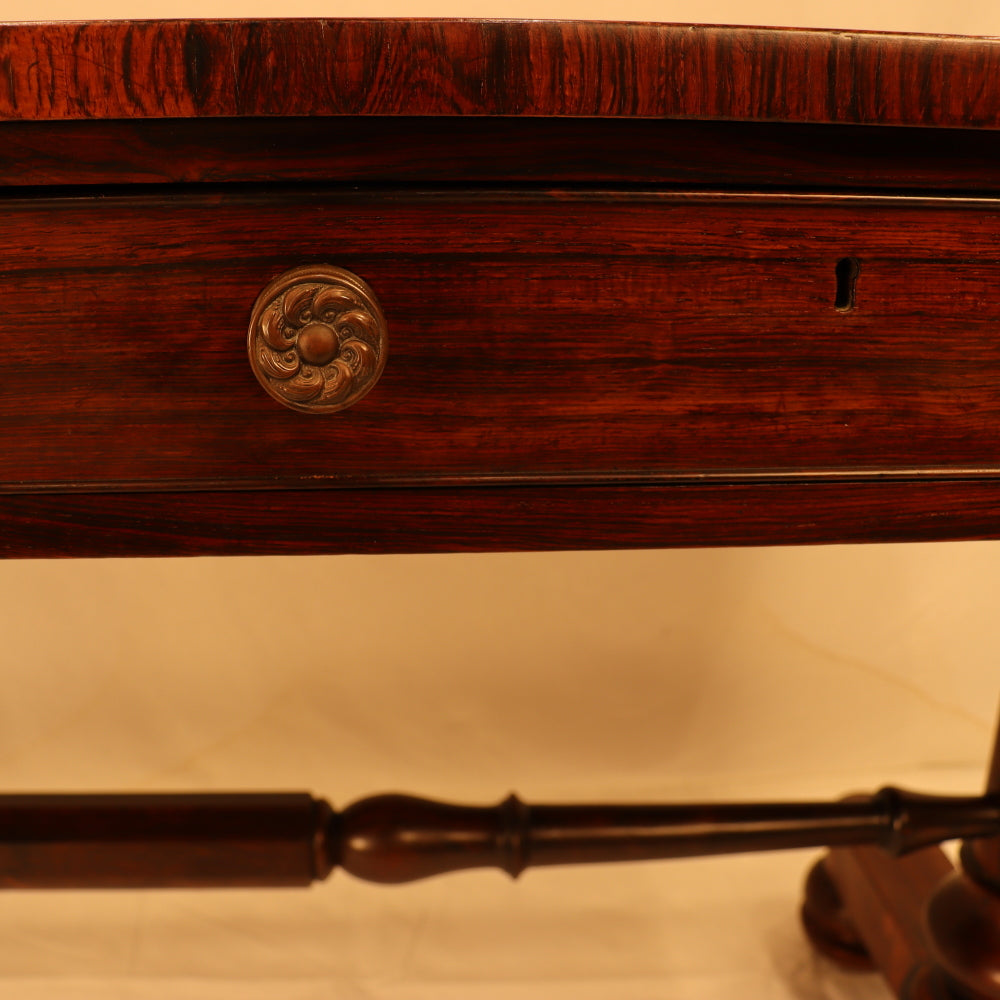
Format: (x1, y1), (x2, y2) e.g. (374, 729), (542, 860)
(804, 842), (1000, 1000)
(803, 706), (1000, 1000)
(924, 869), (1000, 1000)
(807, 845), (954, 997)
(800, 857), (875, 971)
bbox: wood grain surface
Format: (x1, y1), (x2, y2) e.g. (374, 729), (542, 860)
(3, 20), (1000, 127)
(5, 117), (1000, 190)
(4, 477), (1000, 557)
(5, 188), (1000, 492)
(6, 20), (1000, 556)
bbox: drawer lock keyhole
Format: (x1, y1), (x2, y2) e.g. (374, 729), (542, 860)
(834, 256), (860, 312)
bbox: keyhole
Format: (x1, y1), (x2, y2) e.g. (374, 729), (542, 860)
(834, 257), (860, 312)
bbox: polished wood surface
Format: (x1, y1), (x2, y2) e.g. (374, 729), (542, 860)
(6, 478), (1000, 558)
(0, 793), (324, 889)
(4, 20), (1000, 128)
(6, 117), (1000, 190)
(3, 20), (1000, 554)
(6, 190), (1000, 494)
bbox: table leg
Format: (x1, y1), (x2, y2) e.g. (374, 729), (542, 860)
(803, 708), (1000, 1000)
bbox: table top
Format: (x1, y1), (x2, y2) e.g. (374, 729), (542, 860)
(2, 19), (1000, 127)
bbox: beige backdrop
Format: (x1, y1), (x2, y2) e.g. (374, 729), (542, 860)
(3, 2), (1000, 998)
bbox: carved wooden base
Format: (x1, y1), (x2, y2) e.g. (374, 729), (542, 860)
(804, 704), (1000, 1000)
(802, 845), (1000, 1000)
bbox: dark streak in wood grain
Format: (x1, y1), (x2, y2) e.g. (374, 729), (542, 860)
(183, 23), (213, 109)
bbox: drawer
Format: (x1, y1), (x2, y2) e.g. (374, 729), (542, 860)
(3, 188), (1000, 492)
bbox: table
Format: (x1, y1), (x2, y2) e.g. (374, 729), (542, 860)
(3, 18), (1000, 999)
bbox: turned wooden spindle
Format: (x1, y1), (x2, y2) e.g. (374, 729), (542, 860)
(0, 787), (998, 889)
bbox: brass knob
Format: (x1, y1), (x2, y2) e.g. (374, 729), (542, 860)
(248, 265), (388, 413)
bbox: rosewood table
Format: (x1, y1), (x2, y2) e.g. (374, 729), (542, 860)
(3, 18), (1000, 998)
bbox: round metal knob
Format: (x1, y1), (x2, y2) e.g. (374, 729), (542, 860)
(248, 265), (388, 413)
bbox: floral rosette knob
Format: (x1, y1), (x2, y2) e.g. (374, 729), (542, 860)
(248, 265), (388, 413)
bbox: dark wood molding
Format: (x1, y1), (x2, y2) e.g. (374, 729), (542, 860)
(9, 116), (1000, 190)
(4, 20), (1000, 128)
(4, 477), (1000, 558)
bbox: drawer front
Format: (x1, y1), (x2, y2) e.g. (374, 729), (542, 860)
(3, 189), (1000, 492)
